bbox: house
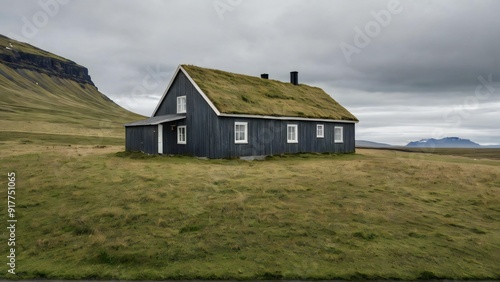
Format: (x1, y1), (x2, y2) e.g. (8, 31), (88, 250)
(124, 64), (358, 158)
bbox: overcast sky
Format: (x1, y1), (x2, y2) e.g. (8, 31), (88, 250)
(1, 0), (499, 145)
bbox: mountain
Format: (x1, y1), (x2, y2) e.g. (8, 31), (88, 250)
(0, 34), (93, 86)
(406, 137), (481, 148)
(0, 34), (143, 139)
(356, 140), (394, 148)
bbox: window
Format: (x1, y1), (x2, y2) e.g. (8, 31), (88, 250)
(177, 96), (186, 113)
(177, 125), (186, 144)
(334, 126), (343, 143)
(235, 122), (248, 144)
(316, 124), (324, 138)
(287, 124), (298, 143)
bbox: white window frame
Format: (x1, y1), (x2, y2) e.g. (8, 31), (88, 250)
(334, 126), (344, 143)
(234, 122), (248, 144)
(177, 96), (186, 114)
(287, 124), (298, 143)
(316, 124), (324, 138)
(177, 125), (186, 144)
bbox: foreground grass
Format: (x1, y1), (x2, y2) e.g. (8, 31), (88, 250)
(1, 142), (499, 279)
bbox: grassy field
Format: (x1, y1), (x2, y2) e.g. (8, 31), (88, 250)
(1, 134), (499, 280)
(372, 147), (500, 161)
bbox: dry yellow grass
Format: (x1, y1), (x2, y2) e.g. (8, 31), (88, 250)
(1, 140), (499, 280)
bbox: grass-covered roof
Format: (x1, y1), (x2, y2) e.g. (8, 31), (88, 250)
(182, 65), (358, 121)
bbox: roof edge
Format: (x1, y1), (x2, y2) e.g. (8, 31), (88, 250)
(219, 113), (358, 123)
(150, 65), (182, 117)
(124, 114), (186, 127)
(151, 64), (221, 117)
(179, 64), (221, 116)
(151, 64), (358, 122)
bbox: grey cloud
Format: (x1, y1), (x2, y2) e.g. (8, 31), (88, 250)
(0, 0), (498, 144)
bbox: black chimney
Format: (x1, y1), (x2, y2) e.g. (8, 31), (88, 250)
(290, 71), (298, 85)
(260, 73), (269, 79)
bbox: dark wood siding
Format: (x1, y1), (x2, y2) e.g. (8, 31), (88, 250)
(211, 117), (355, 158)
(162, 120), (189, 155)
(156, 71), (220, 158)
(125, 125), (158, 154)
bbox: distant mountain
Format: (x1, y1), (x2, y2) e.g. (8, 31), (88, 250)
(406, 137), (481, 148)
(356, 140), (394, 148)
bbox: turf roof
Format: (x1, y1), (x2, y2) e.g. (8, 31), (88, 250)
(181, 64), (358, 121)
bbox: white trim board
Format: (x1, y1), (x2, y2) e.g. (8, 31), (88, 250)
(151, 65), (182, 117)
(158, 124), (163, 154)
(179, 65), (221, 116)
(124, 114), (186, 127)
(151, 65), (221, 117)
(219, 114), (358, 124)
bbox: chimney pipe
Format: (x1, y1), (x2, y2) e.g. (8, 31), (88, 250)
(290, 71), (298, 85)
(260, 73), (269, 79)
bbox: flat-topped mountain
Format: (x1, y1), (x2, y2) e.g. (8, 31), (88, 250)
(0, 34), (93, 86)
(406, 137), (481, 148)
(0, 34), (143, 139)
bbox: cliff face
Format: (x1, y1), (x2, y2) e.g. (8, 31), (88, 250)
(0, 51), (94, 86)
(0, 34), (94, 86)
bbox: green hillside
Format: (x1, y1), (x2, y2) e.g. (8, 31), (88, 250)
(0, 35), (144, 141)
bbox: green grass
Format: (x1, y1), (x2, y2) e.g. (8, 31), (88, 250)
(0, 34), (71, 63)
(1, 143), (499, 280)
(0, 131), (123, 146)
(182, 64), (358, 121)
(388, 147), (500, 160)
